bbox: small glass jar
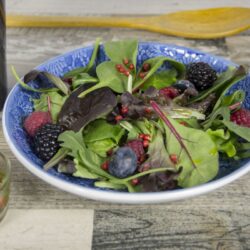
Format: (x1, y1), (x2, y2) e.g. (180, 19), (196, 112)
(0, 152), (11, 222)
(0, 0), (7, 110)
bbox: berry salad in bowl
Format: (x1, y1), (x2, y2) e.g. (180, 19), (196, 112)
(3, 40), (250, 203)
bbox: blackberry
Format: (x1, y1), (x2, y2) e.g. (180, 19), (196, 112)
(33, 123), (64, 162)
(187, 62), (217, 91)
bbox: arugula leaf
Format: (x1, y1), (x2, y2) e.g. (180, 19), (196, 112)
(73, 159), (100, 179)
(78, 61), (127, 97)
(63, 38), (101, 78)
(33, 92), (67, 122)
(104, 40), (138, 69)
(188, 66), (247, 104)
(12, 66), (58, 93)
(215, 90), (245, 111)
(140, 69), (177, 90)
(59, 130), (110, 179)
(119, 121), (140, 140)
(94, 181), (126, 190)
(72, 73), (98, 89)
(43, 72), (70, 95)
(133, 56), (186, 91)
(43, 148), (69, 170)
(223, 120), (250, 141)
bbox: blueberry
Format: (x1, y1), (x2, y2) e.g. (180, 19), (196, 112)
(173, 80), (196, 93)
(108, 147), (137, 178)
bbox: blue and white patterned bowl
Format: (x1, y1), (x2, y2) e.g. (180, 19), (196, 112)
(3, 42), (250, 204)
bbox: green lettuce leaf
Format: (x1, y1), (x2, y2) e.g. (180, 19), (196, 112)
(206, 129), (236, 157)
(161, 118), (219, 188)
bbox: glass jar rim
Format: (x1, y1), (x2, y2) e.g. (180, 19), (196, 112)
(0, 152), (11, 188)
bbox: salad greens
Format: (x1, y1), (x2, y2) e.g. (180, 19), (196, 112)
(15, 39), (250, 193)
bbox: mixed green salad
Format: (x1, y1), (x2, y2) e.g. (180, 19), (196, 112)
(13, 39), (250, 192)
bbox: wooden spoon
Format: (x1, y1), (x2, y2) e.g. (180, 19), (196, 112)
(6, 7), (250, 39)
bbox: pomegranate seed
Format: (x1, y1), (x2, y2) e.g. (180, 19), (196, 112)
(142, 63), (150, 72)
(106, 149), (113, 157)
(144, 107), (152, 114)
(101, 161), (109, 171)
(169, 154), (178, 164)
(124, 71), (130, 77)
(121, 106), (129, 114)
(63, 77), (73, 85)
(159, 87), (179, 99)
(123, 58), (129, 65)
(131, 178), (139, 186)
(143, 134), (151, 141)
(141, 163), (150, 172)
(143, 139), (149, 148)
(119, 67), (125, 73)
(139, 72), (145, 79)
(115, 115), (123, 122)
(179, 121), (188, 126)
(129, 64), (134, 70)
(139, 134), (145, 139)
(116, 64), (122, 70)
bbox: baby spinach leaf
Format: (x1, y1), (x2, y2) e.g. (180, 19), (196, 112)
(83, 119), (125, 157)
(63, 38), (101, 78)
(188, 66), (247, 104)
(133, 56), (186, 91)
(72, 73), (98, 89)
(140, 69), (177, 90)
(78, 61), (127, 97)
(33, 92), (67, 122)
(104, 39), (138, 67)
(83, 119), (125, 143)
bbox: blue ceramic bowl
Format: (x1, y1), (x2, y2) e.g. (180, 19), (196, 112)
(3, 42), (250, 204)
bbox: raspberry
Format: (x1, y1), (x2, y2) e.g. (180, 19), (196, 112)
(159, 86), (179, 99)
(24, 111), (52, 137)
(230, 108), (250, 128)
(126, 139), (145, 162)
(33, 123), (64, 161)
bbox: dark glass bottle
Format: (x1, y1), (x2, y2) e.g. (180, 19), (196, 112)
(0, 0), (6, 110)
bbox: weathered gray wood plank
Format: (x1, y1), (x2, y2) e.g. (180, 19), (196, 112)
(6, 0), (250, 16)
(92, 208), (250, 250)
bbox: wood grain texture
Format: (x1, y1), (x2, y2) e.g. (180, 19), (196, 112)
(92, 209), (250, 250)
(6, 0), (250, 16)
(3, 10), (250, 249)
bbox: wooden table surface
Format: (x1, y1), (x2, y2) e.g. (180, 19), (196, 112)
(1, 1), (250, 250)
